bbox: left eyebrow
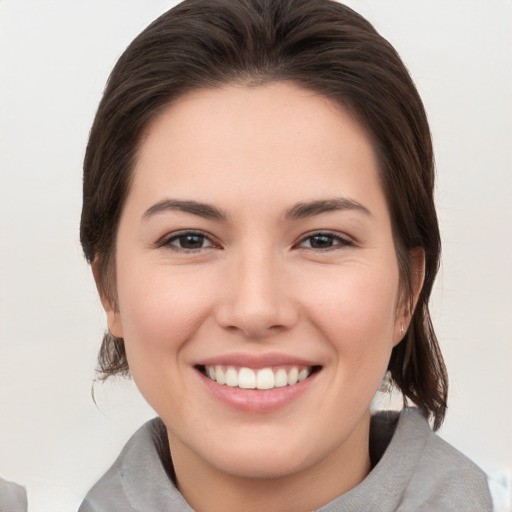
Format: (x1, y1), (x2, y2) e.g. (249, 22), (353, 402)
(284, 197), (372, 220)
(142, 199), (227, 221)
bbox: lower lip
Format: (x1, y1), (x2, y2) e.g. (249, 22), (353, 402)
(197, 370), (319, 413)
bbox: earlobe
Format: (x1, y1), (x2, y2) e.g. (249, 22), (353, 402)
(394, 248), (425, 345)
(91, 258), (124, 338)
(106, 311), (124, 339)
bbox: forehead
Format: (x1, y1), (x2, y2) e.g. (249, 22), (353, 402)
(129, 83), (386, 217)
(140, 83), (371, 158)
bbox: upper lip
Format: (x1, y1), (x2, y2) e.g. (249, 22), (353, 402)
(195, 352), (320, 369)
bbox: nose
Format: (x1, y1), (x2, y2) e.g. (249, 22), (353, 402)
(214, 249), (299, 339)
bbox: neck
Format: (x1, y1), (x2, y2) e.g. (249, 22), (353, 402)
(169, 419), (371, 512)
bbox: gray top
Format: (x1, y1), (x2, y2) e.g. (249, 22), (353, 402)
(79, 408), (492, 512)
(0, 477), (27, 512)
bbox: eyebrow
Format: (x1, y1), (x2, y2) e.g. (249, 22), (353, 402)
(142, 199), (227, 221)
(142, 196), (371, 222)
(284, 197), (372, 219)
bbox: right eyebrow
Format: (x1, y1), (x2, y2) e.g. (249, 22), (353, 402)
(284, 197), (372, 220)
(142, 199), (227, 221)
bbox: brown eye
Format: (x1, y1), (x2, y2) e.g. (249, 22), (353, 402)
(299, 232), (353, 250)
(307, 234), (336, 249)
(162, 231), (214, 251)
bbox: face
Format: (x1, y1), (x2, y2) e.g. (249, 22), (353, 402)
(101, 83), (410, 493)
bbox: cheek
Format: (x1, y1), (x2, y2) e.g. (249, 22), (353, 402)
(114, 264), (222, 413)
(303, 263), (399, 366)
(324, 271), (399, 415)
(115, 264), (216, 362)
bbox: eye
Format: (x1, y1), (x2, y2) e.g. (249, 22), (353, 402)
(297, 232), (353, 250)
(159, 230), (217, 251)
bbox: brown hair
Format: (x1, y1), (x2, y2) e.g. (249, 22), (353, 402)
(80, 0), (447, 429)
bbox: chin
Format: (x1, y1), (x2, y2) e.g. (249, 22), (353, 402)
(197, 424), (337, 480)
(210, 448), (312, 481)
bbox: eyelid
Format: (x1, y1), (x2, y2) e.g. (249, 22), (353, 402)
(155, 229), (353, 252)
(156, 229), (221, 251)
(295, 230), (354, 250)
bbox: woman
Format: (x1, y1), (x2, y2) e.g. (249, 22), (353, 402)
(78, 0), (492, 510)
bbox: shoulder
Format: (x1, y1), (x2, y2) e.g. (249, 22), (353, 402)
(320, 408), (492, 512)
(388, 408), (493, 512)
(79, 418), (192, 512)
(0, 476), (27, 512)
(77, 421), (155, 512)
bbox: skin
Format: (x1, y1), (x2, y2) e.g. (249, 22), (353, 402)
(95, 83), (424, 512)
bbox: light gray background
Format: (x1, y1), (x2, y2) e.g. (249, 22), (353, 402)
(1, 1), (511, 511)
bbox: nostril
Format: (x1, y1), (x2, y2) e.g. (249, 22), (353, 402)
(215, 302), (299, 338)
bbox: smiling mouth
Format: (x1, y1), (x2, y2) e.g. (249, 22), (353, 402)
(197, 365), (321, 390)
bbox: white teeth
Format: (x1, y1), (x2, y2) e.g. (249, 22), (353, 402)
(298, 368), (310, 382)
(225, 367), (238, 387)
(256, 368), (274, 390)
(204, 365), (314, 389)
(287, 367), (299, 385)
(274, 368), (288, 388)
(238, 367), (256, 389)
(215, 365), (226, 385)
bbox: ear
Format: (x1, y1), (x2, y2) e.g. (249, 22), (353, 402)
(92, 258), (124, 339)
(394, 248), (425, 346)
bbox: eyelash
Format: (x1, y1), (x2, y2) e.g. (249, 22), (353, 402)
(158, 230), (353, 253)
(296, 231), (354, 251)
(158, 230), (218, 252)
